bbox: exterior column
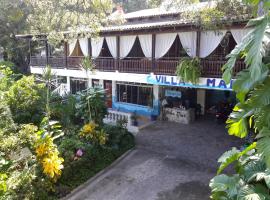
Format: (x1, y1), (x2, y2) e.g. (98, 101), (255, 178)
(153, 84), (160, 116)
(196, 30), (201, 57)
(29, 39), (32, 68)
(66, 76), (71, 93)
(197, 89), (206, 115)
(88, 78), (92, 88)
(64, 41), (68, 69)
(45, 40), (49, 65)
(112, 80), (117, 105)
(99, 79), (104, 89)
(116, 35), (120, 71)
(151, 34), (156, 73)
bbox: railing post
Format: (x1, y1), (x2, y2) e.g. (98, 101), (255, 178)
(64, 41), (68, 69)
(29, 39), (32, 68)
(88, 38), (92, 57)
(152, 34), (156, 73)
(196, 30), (201, 58)
(196, 30), (202, 75)
(45, 40), (49, 65)
(116, 35), (120, 71)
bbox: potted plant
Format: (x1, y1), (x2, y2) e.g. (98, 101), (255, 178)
(131, 112), (138, 126)
(175, 57), (201, 84)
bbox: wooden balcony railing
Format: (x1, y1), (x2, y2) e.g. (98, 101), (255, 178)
(67, 57), (82, 69)
(30, 57), (47, 67)
(118, 58), (152, 74)
(94, 58), (116, 71)
(48, 57), (65, 68)
(155, 59), (179, 75)
(30, 56), (246, 78)
(201, 59), (246, 77)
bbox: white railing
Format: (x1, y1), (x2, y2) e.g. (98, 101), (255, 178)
(52, 83), (68, 96)
(103, 109), (138, 134)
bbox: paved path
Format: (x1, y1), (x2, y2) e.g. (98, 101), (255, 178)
(66, 119), (241, 200)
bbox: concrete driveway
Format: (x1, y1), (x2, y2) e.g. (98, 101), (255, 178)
(66, 119), (241, 200)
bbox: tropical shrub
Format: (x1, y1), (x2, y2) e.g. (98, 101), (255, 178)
(6, 75), (46, 124)
(34, 117), (64, 182)
(0, 102), (46, 199)
(210, 147), (270, 199)
(80, 121), (108, 146)
(56, 124), (135, 198)
(175, 57), (201, 84)
(0, 63), (16, 92)
(0, 64), (135, 199)
(75, 87), (107, 124)
(104, 124), (135, 151)
(210, 1), (270, 199)
(51, 94), (78, 130)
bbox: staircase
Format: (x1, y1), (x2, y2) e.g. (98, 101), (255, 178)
(52, 83), (68, 96)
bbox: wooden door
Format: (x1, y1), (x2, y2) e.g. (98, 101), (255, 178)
(104, 80), (112, 108)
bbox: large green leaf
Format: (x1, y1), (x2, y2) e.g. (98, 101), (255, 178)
(217, 143), (257, 174)
(226, 103), (254, 138)
(227, 117), (249, 138)
(237, 184), (270, 200)
(256, 127), (270, 139)
(210, 174), (242, 198)
(223, 16), (270, 83)
(243, 159), (266, 183)
(233, 66), (269, 103)
(245, 16), (270, 82)
(254, 106), (270, 130)
(257, 137), (270, 167)
(218, 148), (240, 174)
(250, 77), (270, 108)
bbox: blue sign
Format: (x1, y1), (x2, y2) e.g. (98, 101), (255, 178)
(146, 75), (234, 90)
(165, 90), (182, 98)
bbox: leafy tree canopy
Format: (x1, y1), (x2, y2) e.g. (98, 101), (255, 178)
(24, 0), (113, 45)
(0, 0), (30, 72)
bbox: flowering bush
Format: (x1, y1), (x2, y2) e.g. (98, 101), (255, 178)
(80, 121), (98, 137)
(42, 152), (64, 181)
(80, 122), (108, 146)
(34, 120), (64, 182)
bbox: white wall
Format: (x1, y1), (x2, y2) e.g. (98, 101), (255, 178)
(31, 67), (233, 91)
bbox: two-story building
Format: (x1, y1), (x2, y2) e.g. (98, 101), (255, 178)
(17, 2), (251, 123)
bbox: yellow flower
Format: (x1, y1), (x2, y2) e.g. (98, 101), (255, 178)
(80, 122), (98, 137)
(97, 129), (107, 145)
(36, 143), (48, 157)
(35, 137), (54, 158)
(99, 135), (106, 145)
(42, 152), (64, 181)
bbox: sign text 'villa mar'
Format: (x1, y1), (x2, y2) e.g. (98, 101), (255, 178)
(146, 75), (234, 90)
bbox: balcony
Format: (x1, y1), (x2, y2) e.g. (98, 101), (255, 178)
(30, 56), (246, 78)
